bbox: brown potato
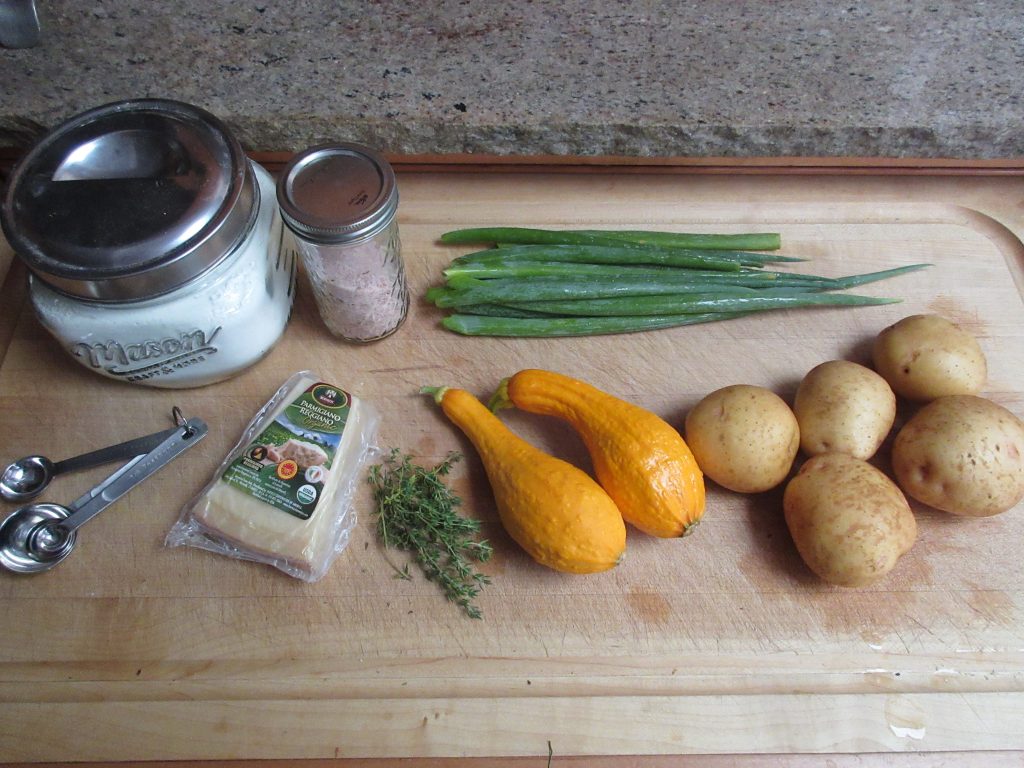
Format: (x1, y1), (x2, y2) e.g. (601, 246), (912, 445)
(783, 453), (917, 587)
(684, 384), (799, 493)
(872, 314), (987, 402)
(892, 394), (1024, 517)
(794, 360), (896, 460)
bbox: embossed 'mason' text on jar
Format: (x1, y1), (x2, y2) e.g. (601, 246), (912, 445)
(0, 99), (296, 389)
(277, 143), (409, 342)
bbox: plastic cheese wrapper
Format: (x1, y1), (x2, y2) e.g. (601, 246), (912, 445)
(166, 371), (380, 581)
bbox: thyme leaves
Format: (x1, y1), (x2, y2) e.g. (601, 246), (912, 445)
(368, 449), (492, 619)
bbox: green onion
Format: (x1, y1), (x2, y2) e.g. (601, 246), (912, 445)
(443, 260), (715, 281)
(441, 312), (751, 337)
(574, 229), (781, 251)
(440, 227), (782, 252)
(430, 227), (926, 338)
(450, 303), (562, 318)
(573, 230), (778, 250)
(501, 292), (900, 317)
(442, 260), (931, 290)
(450, 248), (743, 272)
(824, 264), (933, 289)
(431, 277), (789, 308)
(450, 243), (793, 269)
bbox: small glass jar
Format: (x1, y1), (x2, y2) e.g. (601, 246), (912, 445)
(1, 99), (296, 388)
(276, 143), (409, 342)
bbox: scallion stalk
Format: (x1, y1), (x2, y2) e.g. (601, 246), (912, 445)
(500, 292), (900, 317)
(449, 243), (794, 269)
(440, 227), (782, 252)
(431, 277), (790, 308)
(574, 229), (781, 251)
(441, 312), (751, 337)
(824, 263), (933, 289)
(431, 227), (926, 338)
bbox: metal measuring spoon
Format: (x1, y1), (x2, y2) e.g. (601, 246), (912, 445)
(0, 416), (208, 574)
(0, 423), (186, 503)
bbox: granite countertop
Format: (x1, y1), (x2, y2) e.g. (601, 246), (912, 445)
(2, 1), (1023, 159)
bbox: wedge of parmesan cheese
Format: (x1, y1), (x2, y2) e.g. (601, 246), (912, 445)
(189, 373), (368, 578)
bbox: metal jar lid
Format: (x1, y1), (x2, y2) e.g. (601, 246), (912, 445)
(276, 143), (398, 244)
(0, 99), (258, 302)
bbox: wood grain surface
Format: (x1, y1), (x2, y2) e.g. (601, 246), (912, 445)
(1, 171), (1023, 763)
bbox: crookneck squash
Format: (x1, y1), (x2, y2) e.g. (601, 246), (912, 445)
(424, 385), (626, 574)
(490, 369), (705, 538)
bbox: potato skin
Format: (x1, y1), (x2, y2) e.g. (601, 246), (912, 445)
(794, 360), (896, 460)
(872, 314), (987, 402)
(684, 384), (799, 493)
(892, 395), (1024, 517)
(783, 453), (917, 587)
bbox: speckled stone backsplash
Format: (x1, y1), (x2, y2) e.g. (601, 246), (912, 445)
(2, 1), (1022, 158)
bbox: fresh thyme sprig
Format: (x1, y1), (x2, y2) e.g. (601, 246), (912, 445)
(368, 448), (492, 619)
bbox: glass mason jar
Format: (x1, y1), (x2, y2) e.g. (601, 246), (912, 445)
(276, 143), (409, 342)
(1, 99), (296, 388)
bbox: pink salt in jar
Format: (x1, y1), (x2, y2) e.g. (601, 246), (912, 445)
(277, 143), (409, 342)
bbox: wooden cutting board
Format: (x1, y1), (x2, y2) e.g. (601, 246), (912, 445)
(1, 169), (1024, 763)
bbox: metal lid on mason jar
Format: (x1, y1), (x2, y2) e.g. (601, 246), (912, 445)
(0, 99), (258, 302)
(276, 143), (398, 244)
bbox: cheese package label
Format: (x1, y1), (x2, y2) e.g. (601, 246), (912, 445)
(221, 382), (350, 520)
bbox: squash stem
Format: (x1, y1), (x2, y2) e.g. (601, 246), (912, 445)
(682, 519), (701, 537)
(420, 385), (449, 405)
(488, 378), (514, 412)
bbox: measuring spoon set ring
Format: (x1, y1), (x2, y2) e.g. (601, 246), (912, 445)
(0, 407), (207, 574)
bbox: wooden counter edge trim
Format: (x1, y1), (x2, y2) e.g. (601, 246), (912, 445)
(7, 752), (1024, 768)
(256, 153), (1024, 176)
(4, 693), (1024, 761)
(3, 149), (1024, 178)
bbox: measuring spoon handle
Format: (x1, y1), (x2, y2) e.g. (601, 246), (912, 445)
(59, 418), (208, 534)
(51, 424), (185, 477)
